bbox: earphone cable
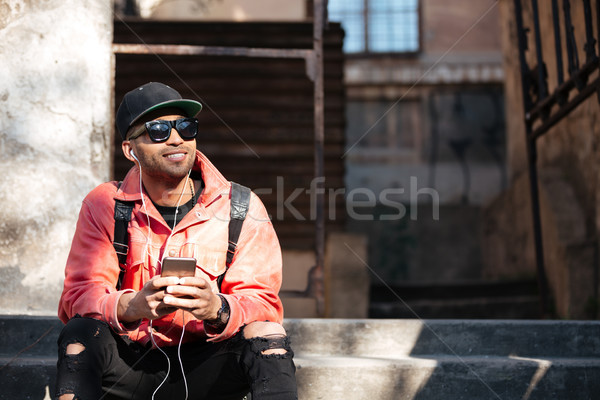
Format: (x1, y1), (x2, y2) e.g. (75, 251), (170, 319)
(165, 169), (192, 400)
(178, 314), (189, 400)
(137, 161), (193, 399)
(159, 168), (192, 266)
(150, 319), (171, 400)
(137, 162), (170, 400)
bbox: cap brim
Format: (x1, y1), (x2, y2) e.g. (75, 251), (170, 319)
(129, 99), (203, 129)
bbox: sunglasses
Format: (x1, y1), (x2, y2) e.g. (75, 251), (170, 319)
(127, 118), (199, 142)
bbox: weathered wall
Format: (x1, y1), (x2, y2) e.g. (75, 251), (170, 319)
(422, 0), (501, 55)
(482, 174), (536, 281)
(135, 0), (306, 20)
(343, 0), (505, 207)
(342, 0), (505, 291)
(281, 233), (370, 318)
(491, 0), (600, 318)
(0, 0), (113, 315)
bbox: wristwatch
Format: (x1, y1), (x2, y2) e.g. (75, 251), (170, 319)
(204, 294), (230, 332)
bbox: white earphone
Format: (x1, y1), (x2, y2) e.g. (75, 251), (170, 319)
(130, 149), (139, 162)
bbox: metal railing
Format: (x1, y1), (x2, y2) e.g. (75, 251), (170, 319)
(514, 0), (600, 316)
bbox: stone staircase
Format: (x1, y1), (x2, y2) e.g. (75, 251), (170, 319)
(369, 279), (541, 319)
(1, 316), (600, 399)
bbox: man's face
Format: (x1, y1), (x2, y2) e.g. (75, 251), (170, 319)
(126, 113), (197, 185)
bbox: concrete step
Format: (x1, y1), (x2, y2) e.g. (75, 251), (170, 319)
(0, 316), (62, 358)
(370, 295), (541, 319)
(0, 356), (56, 400)
(1, 316), (600, 399)
(284, 319), (600, 358)
(294, 355), (600, 399)
(369, 280), (541, 319)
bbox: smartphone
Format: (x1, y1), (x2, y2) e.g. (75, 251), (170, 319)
(161, 257), (197, 278)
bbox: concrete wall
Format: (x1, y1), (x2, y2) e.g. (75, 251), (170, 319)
(281, 233), (370, 319)
(422, 0), (501, 56)
(0, 0), (113, 315)
(491, 0), (600, 318)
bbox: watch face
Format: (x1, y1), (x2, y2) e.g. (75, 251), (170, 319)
(220, 311), (230, 324)
(217, 295), (230, 324)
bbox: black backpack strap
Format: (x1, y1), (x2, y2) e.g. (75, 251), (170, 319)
(113, 184), (134, 291)
(217, 182), (251, 290)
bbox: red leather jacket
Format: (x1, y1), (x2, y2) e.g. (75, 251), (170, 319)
(58, 151), (283, 346)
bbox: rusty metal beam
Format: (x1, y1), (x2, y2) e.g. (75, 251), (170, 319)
(113, 43), (318, 83)
(526, 57), (599, 123)
(514, 0), (550, 318)
(310, 0), (326, 317)
(112, 43), (313, 59)
(530, 75), (600, 140)
(531, 0), (548, 101)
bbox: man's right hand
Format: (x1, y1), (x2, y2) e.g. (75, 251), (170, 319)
(117, 276), (181, 322)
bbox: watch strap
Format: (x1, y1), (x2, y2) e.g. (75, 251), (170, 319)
(204, 294), (230, 332)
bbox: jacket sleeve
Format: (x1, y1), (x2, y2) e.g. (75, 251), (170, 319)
(207, 192), (284, 342)
(57, 184), (134, 332)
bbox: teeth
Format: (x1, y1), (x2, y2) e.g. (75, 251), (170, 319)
(166, 153), (184, 159)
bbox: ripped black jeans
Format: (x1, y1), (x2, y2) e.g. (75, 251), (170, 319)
(55, 316), (297, 400)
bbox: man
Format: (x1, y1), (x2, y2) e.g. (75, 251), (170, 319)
(55, 82), (298, 400)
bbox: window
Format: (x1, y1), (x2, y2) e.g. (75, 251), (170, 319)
(328, 0), (420, 54)
(346, 99), (421, 158)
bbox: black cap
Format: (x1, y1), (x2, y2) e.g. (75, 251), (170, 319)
(116, 82), (203, 140)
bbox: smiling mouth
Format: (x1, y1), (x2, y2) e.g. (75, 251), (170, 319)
(164, 153), (186, 161)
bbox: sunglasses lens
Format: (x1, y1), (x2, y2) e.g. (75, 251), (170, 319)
(144, 118), (198, 142)
(176, 118), (198, 139)
(146, 122), (172, 142)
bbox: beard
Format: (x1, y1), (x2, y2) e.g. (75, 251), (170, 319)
(136, 146), (196, 186)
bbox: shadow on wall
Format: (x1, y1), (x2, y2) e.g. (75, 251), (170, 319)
(427, 88), (507, 205)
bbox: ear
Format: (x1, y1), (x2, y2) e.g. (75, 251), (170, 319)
(122, 141), (136, 163)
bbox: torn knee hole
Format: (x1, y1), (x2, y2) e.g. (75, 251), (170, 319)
(57, 388), (78, 400)
(261, 334), (289, 355)
(248, 334), (292, 357)
(66, 342), (86, 355)
(261, 348), (287, 355)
